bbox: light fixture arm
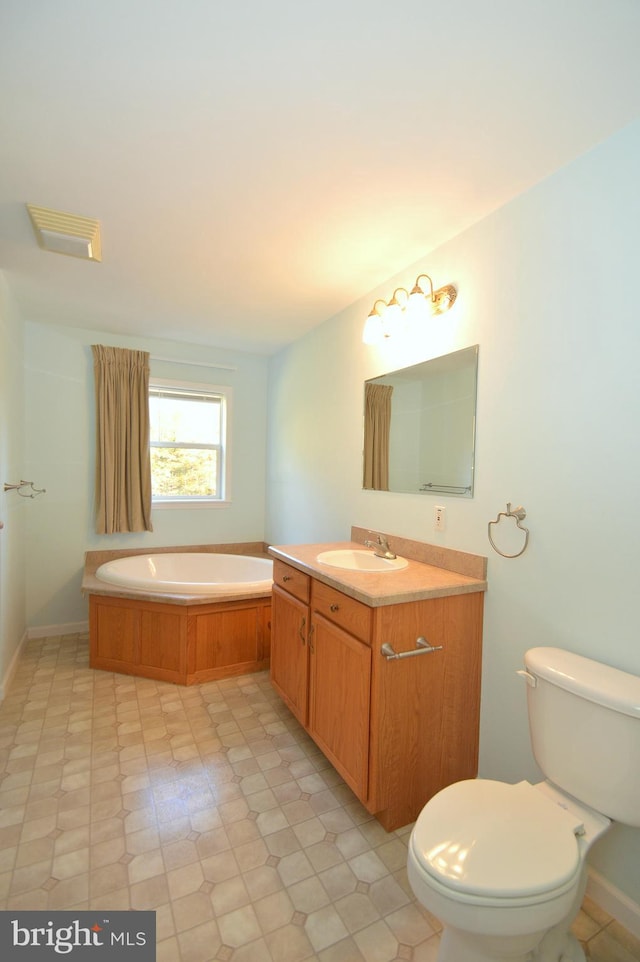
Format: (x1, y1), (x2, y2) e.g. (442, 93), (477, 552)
(387, 287), (409, 309)
(410, 273), (435, 301)
(367, 298), (388, 318)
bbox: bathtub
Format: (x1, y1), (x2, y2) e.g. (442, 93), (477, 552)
(96, 552), (273, 596)
(89, 551), (274, 684)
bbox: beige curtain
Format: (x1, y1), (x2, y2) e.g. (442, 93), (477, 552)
(92, 345), (153, 533)
(363, 383), (393, 490)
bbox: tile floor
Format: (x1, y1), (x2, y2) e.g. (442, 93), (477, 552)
(0, 633), (639, 962)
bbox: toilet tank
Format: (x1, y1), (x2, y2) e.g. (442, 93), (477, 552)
(523, 647), (640, 826)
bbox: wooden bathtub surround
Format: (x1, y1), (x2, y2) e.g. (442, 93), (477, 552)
(84, 543), (272, 685)
(89, 593), (271, 685)
(269, 536), (486, 832)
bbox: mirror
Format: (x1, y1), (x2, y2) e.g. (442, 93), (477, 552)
(363, 345), (478, 497)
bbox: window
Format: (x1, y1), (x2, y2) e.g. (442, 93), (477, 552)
(149, 378), (231, 503)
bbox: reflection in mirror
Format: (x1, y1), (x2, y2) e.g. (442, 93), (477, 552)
(363, 345), (478, 497)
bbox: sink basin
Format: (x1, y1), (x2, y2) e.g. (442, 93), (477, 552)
(316, 549), (409, 572)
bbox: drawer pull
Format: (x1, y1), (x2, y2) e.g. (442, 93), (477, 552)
(329, 603), (340, 612)
(282, 575), (292, 582)
(380, 637), (443, 661)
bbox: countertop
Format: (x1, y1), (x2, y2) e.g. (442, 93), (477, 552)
(269, 540), (487, 607)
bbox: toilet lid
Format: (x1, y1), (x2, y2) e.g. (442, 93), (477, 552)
(411, 780), (583, 899)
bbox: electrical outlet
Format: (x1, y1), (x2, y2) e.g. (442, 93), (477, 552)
(434, 505), (446, 531)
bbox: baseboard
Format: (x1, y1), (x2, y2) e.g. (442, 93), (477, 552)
(0, 629), (28, 701)
(28, 621), (89, 639)
(587, 867), (640, 939)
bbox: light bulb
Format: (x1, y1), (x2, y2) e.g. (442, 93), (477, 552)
(362, 299), (387, 344)
(362, 312), (383, 345)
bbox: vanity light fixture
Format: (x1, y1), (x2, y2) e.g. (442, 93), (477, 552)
(362, 272), (457, 344)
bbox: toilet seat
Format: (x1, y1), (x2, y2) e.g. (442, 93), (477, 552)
(410, 780), (585, 903)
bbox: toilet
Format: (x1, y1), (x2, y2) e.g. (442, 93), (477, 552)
(407, 646), (640, 962)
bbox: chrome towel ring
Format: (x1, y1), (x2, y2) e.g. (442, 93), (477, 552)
(488, 502), (529, 558)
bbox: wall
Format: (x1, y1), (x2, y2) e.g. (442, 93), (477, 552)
(24, 322), (269, 628)
(0, 272), (27, 695)
(266, 120), (640, 904)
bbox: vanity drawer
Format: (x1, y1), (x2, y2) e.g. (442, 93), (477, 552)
(273, 560), (310, 604)
(312, 580), (372, 643)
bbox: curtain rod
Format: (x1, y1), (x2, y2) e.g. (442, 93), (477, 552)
(150, 355), (237, 372)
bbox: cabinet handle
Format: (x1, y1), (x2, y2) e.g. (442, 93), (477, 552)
(282, 575), (292, 582)
(329, 603), (340, 612)
(380, 636), (443, 661)
(308, 623), (315, 654)
(298, 616), (306, 646)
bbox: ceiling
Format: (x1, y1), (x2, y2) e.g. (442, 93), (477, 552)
(2, 1), (640, 355)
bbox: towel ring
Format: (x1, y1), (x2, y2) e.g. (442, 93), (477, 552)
(488, 502), (529, 558)
(3, 480), (46, 499)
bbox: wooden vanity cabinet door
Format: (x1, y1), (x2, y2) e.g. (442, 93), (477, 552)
(369, 591), (483, 831)
(270, 584), (310, 727)
(308, 612), (372, 801)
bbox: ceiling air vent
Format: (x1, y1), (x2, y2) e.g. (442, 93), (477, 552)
(26, 204), (102, 261)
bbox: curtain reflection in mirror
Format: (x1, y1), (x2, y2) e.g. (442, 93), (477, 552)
(363, 383), (393, 490)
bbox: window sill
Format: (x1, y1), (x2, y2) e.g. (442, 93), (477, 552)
(152, 499), (231, 510)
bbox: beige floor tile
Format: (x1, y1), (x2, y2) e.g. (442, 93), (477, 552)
(129, 849), (166, 886)
(305, 903), (350, 952)
(265, 922), (315, 962)
(607, 923), (640, 959)
(353, 919), (399, 962)
(242, 864), (283, 902)
(210, 876), (252, 917)
(172, 890), (215, 933)
(588, 927), (640, 962)
(384, 903), (437, 946)
(156, 934), (180, 961)
(217, 903), (262, 947)
(228, 938), (273, 962)
(334, 890), (381, 934)
(253, 888), (295, 935)
(177, 920), (222, 962)
(412, 935), (442, 961)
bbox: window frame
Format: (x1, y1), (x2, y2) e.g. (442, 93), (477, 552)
(148, 377), (232, 507)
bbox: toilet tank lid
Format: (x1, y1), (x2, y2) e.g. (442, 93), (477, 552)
(525, 647), (640, 719)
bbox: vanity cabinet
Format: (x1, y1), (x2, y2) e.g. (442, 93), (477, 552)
(270, 557), (484, 831)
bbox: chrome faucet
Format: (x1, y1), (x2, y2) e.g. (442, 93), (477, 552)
(363, 533), (397, 560)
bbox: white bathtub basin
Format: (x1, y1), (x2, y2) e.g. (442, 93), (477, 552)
(95, 553), (273, 595)
(316, 549), (408, 571)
